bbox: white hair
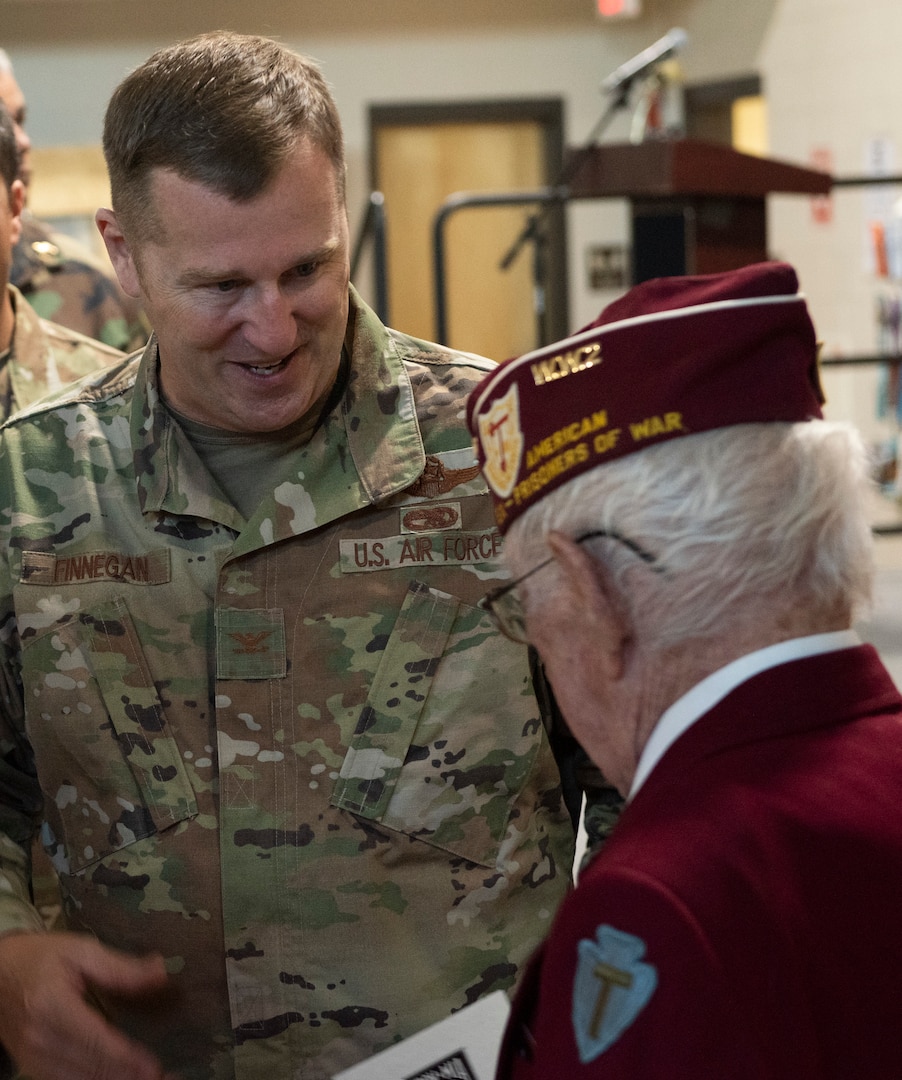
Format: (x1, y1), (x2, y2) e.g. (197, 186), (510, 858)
(506, 421), (875, 647)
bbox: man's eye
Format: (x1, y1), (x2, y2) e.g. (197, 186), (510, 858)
(295, 262), (318, 279)
(216, 280), (238, 293)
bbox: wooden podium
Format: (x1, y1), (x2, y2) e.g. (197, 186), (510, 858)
(564, 139), (832, 283)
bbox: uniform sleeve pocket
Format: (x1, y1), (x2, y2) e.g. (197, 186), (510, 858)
(21, 597), (197, 875)
(331, 580), (541, 867)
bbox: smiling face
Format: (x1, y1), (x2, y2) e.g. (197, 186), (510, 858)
(98, 138), (350, 433)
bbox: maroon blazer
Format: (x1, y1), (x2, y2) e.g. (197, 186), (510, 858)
(499, 644), (902, 1079)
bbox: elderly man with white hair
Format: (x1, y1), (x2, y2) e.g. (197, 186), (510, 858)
(467, 261), (902, 1078)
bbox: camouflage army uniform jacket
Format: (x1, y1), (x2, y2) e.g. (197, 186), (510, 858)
(0, 284), (123, 421)
(12, 213), (149, 353)
(0, 288), (575, 1080)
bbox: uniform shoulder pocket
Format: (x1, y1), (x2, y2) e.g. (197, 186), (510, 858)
(331, 580), (542, 867)
(21, 596), (197, 874)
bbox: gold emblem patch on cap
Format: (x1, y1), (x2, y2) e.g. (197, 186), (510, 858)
(478, 384), (523, 499)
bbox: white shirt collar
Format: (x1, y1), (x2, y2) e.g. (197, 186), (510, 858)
(627, 630), (862, 801)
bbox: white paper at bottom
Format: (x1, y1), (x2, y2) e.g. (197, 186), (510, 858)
(332, 989), (511, 1080)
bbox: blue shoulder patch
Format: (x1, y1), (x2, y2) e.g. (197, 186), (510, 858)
(572, 924), (658, 1064)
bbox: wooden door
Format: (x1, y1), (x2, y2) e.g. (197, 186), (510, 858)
(371, 101), (567, 362)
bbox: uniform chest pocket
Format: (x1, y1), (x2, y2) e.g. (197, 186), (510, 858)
(331, 580), (542, 868)
(20, 596), (197, 875)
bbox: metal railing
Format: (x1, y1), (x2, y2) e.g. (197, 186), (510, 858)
(350, 191), (389, 325)
(431, 187), (570, 347)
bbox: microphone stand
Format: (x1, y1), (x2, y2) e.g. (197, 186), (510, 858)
(498, 78), (638, 347)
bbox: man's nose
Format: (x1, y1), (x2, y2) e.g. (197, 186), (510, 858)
(242, 286), (299, 355)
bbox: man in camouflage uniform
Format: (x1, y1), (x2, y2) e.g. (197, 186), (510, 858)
(0, 33), (581, 1080)
(0, 47), (148, 353)
(0, 104), (123, 417)
(0, 100), (124, 930)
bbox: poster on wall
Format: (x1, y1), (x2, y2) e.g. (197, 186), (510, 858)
(809, 147), (834, 225)
(863, 136), (902, 277)
(863, 135), (902, 498)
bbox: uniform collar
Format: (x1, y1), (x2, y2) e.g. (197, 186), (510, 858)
(130, 285), (426, 541)
(628, 629), (863, 800)
(3, 284), (59, 412)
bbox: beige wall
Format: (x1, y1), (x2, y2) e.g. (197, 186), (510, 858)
(762, 0), (902, 445)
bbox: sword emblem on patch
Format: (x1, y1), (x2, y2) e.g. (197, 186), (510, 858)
(572, 924), (657, 1064)
(477, 384), (523, 499)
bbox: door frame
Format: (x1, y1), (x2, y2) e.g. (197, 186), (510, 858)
(369, 98), (569, 346)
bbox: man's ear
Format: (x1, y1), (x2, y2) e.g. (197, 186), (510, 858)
(95, 207), (141, 298)
(546, 530), (630, 682)
(8, 179), (24, 247)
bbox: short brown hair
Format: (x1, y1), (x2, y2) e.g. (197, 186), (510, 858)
(102, 31), (346, 242)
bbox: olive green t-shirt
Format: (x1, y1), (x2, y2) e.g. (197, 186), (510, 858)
(167, 357), (347, 522)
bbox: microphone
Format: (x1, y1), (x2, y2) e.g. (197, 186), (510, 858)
(601, 27), (688, 95)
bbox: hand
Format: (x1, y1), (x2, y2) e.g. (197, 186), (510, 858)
(0, 931), (173, 1080)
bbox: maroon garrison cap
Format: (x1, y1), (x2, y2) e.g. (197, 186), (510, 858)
(467, 261), (825, 533)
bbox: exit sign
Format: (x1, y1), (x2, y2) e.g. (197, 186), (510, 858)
(597, 0), (641, 16)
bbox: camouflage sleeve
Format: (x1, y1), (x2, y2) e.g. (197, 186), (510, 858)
(0, 449), (45, 936)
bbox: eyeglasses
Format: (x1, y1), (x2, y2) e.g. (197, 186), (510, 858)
(478, 529), (660, 644)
